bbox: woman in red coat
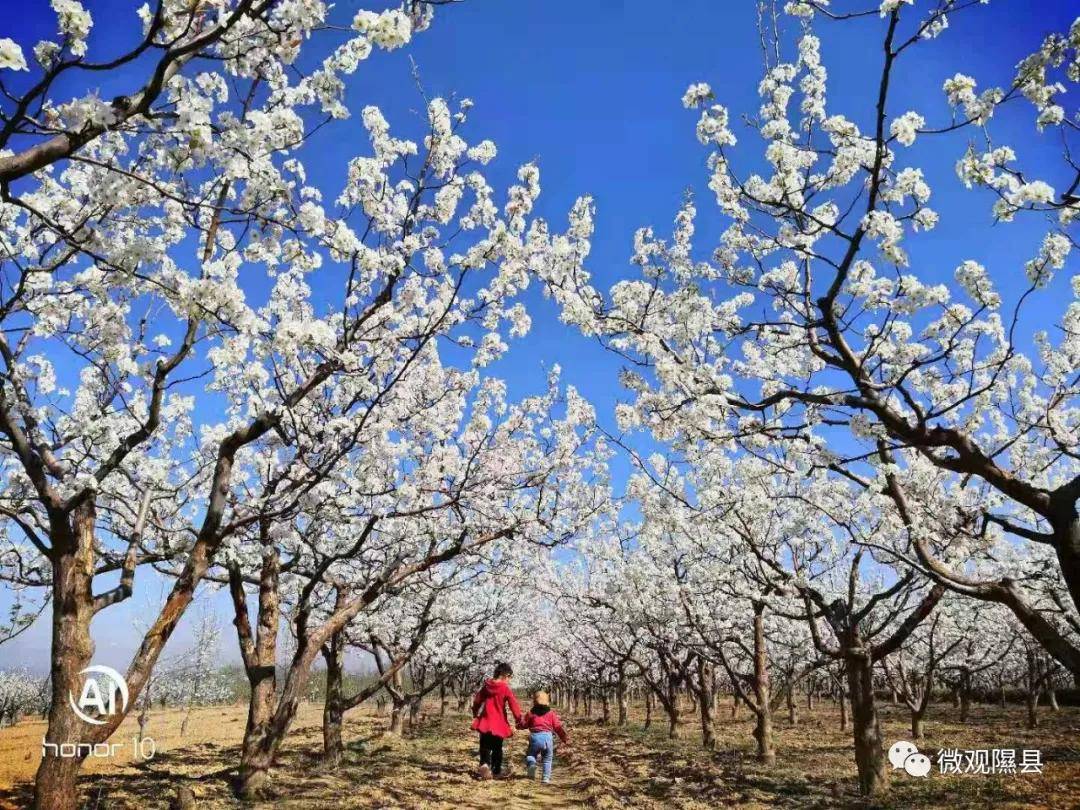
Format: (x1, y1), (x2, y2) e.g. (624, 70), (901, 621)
(471, 662), (523, 778)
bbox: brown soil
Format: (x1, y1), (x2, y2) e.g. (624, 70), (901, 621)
(1, 700), (1077, 808)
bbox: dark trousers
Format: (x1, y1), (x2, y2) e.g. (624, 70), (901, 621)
(478, 732), (504, 774)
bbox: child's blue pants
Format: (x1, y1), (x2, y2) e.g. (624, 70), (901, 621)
(525, 731), (555, 781)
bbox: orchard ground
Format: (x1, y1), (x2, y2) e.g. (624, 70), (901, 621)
(1, 701), (1078, 808)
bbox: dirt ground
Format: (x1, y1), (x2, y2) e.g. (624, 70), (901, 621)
(1, 699), (1078, 808)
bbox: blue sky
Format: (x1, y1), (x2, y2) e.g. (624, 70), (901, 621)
(2, 0), (1076, 671)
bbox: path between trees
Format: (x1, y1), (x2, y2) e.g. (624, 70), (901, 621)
(336, 715), (690, 810)
(3, 702), (1079, 808)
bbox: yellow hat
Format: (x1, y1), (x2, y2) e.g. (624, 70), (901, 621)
(534, 691), (550, 706)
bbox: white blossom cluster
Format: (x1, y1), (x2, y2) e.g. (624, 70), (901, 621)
(540, 1), (1080, 685)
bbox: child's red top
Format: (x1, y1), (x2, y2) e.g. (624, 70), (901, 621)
(471, 678), (523, 739)
(519, 706), (568, 742)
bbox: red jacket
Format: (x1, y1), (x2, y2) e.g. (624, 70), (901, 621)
(519, 706), (568, 742)
(471, 679), (523, 739)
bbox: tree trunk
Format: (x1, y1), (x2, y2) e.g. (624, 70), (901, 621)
(643, 688), (652, 731)
(439, 682), (449, 717)
(751, 604), (774, 764)
(695, 658), (715, 750)
(235, 543), (281, 800)
(233, 559), (367, 799)
(959, 670), (971, 723)
(321, 629), (345, 768)
(1025, 649), (1042, 729)
(752, 710), (774, 764)
(616, 670), (628, 727)
(389, 700), (406, 735)
(179, 708), (192, 738)
(846, 653), (888, 796)
(34, 504), (96, 810)
(1046, 686), (1059, 712)
(910, 710), (924, 740)
(236, 745), (275, 800)
(386, 668), (407, 736)
(665, 677), (680, 738)
(408, 696), (422, 729)
(1025, 691), (1039, 729)
(137, 693), (151, 747)
(786, 684), (798, 725)
(600, 689), (610, 725)
(1055, 515), (1080, 639)
(666, 707), (679, 738)
(839, 689), (848, 732)
(236, 667), (279, 798)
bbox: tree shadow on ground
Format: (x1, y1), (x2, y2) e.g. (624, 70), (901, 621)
(4, 705), (1078, 809)
(0, 781), (32, 810)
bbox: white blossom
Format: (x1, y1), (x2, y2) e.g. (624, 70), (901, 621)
(0, 38), (27, 71)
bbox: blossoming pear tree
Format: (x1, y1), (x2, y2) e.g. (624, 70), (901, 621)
(344, 563), (540, 744)
(0, 668), (44, 727)
(544, 550), (643, 726)
(221, 369), (607, 796)
(733, 467), (945, 796)
(878, 603), (967, 740)
(540, 1), (1080, 678)
(930, 599), (1019, 722)
(637, 477), (824, 761)
(0, 1), (609, 806)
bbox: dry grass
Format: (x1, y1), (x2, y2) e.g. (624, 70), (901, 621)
(0, 704), (260, 789)
(1, 699), (1078, 808)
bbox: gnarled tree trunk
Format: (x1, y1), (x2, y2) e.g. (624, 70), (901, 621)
(232, 535), (282, 800)
(321, 626), (345, 768)
(846, 652), (888, 797)
(616, 667), (628, 726)
(751, 604), (774, 764)
(694, 658), (715, 750)
(665, 680), (680, 738)
(387, 670), (407, 736)
(958, 669), (972, 723)
(910, 710), (924, 741)
(34, 504), (96, 810)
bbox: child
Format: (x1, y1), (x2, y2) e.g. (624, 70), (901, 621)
(518, 690), (569, 784)
(471, 662), (523, 780)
